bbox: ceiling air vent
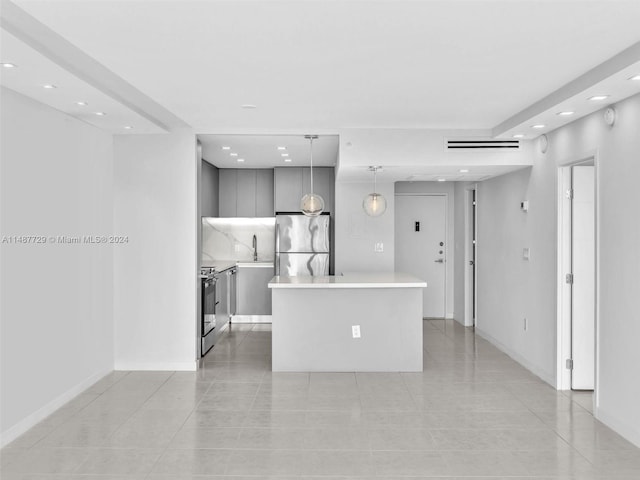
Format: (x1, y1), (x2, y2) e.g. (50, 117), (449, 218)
(445, 139), (520, 150)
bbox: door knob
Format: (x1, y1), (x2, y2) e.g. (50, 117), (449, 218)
(434, 259), (444, 263)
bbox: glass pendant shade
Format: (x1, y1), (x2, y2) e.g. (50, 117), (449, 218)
(301, 135), (324, 217)
(300, 193), (325, 217)
(363, 192), (387, 216)
(363, 166), (386, 216)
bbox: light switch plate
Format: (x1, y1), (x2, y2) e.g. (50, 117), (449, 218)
(352, 325), (361, 338)
(374, 242), (384, 252)
(523, 248), (531, 260)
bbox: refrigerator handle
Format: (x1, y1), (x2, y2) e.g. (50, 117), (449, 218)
(275, 223), (280, 276)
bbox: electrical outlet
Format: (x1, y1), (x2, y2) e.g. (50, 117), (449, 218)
(234, 243), (241, 252)
(352, 325), (361, 338)
(524, 318), (528, 331)
(374, 242), (384, 252)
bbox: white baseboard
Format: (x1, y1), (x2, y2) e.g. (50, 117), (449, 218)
(113, 361), (197, 371)
(445, 312), (454, 319)
(475, 327), (555, 387)
(0, 367), (112, 448)
(596, 406), (640, 448)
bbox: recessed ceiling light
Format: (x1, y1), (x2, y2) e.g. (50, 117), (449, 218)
(94, 112), (106, 116)
(230, 153), (238, 157)
(281, 153), (289, 157)
(557, 111), (574, 116)
(237, 158), (245, 162)
(589, 95), (609, 101)
(459, 169), (469, 173)
(513, 134), (525, 138)
(221, 146), (231, 150)
(531, 124), (545, 129)
(277, 146), (287, 150)
(437, 178), (446, 182)
(42, 84), (57, 89)
(1, 63), (17, 68)
(76, 101), (88, 106)
(241, 104), (257, 109)
(284, 159), (292, 163)
(628, 74), (640, 81)
(124, 125), (133, 129)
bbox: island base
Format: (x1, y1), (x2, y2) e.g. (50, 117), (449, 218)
(272, 288), (423, 372)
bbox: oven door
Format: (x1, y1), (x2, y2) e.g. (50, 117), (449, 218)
(201, 276), (217, 356)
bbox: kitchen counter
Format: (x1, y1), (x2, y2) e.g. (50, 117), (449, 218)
(201, 260), (274, 272)
(201, 259), (237, 272)
(268, 273), (426, 289)
(237, 261), (274, 268)
(269, 272), (426, 372)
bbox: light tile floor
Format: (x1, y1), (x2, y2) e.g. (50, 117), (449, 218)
(2, 319), (639, 479)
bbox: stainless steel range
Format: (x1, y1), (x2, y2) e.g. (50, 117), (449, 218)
(200, 267), (217, 356)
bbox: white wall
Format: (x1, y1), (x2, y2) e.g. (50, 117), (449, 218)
(113, 132), (198, 370)
(549, 93), (640, 446)
(395, 182), (456, 318)
(335, 181), (395, 273)
(474, 93), (640, 447)
(0, 88), (114, 445)
(475, 163), (557, 385)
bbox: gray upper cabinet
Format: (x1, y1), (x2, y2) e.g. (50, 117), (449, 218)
(218, 169), (237, 217)
(219, 169), (274, 217)
(256, 169), (275, 217)
(236, 170), (257, 217)
(275, 167), (334, 213)
(274, 167), (303, 213)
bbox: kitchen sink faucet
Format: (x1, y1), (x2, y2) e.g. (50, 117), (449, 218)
(252, 234), (258, 262)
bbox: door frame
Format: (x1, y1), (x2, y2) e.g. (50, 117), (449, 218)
(556, 150), (600, 400)
(464, 184), (478, 327)
(394, 192), (450, 318)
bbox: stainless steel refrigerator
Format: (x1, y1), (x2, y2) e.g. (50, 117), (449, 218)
(275, 213), (330, 276)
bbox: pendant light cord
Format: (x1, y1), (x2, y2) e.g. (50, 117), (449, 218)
(309, 136), (314, 195)
(373, 167), (377, 194)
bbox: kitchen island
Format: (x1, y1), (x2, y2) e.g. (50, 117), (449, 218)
(268, 273), (427, 372)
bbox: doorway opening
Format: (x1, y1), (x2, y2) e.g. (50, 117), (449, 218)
(557, 156), (598, 397)
(464, 185), (477, 327)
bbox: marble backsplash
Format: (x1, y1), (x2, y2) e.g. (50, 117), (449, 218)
(202, 217), (276, 264)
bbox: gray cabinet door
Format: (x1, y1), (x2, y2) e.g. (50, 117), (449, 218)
(236, 265), (274, 315)
(218, 169), (237, 217)
(274, 167), (303, 213)
(256, 169), (274, 217)
(236, 169), (257, 217)
(303, 167), (334, 214)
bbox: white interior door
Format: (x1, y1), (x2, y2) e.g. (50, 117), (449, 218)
(395, 195), (447, 318)
(571, 165), (595, 390)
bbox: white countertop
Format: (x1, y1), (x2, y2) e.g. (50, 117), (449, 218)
(201, 260), (274, 272)
(201, 260), (237, 272)
(237, 262), (275, 268)
(268, 273), (427, 289)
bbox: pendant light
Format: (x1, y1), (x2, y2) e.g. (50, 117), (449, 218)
(300, 135), (325, 216)
(363, 166), (387, 217)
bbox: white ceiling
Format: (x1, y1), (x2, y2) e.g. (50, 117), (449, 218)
(10, 0), (640, 132)
(0, 29), (166, 134)
(2, 0), (640, 179)
(199, 134), (339, 169)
